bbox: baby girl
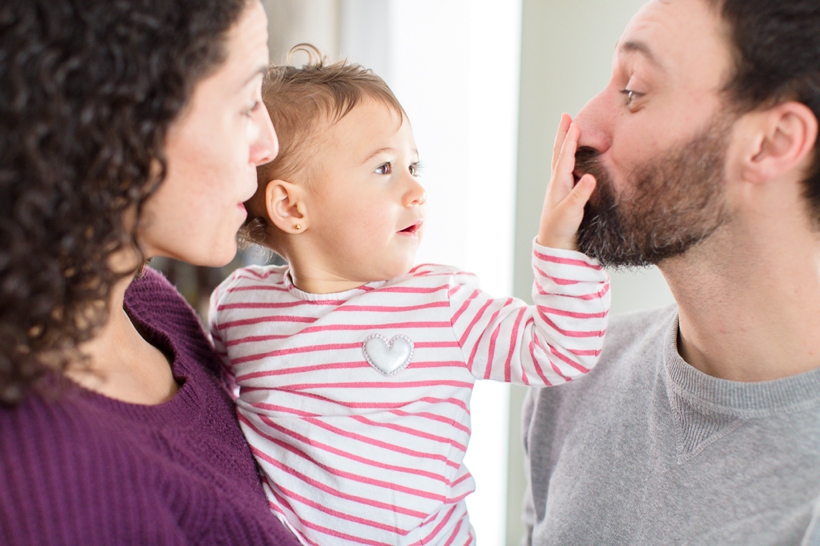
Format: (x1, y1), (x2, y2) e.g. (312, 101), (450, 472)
(210, 50), (607, 545)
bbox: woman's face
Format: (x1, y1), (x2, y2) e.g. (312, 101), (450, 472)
(138, 0), (278, 267)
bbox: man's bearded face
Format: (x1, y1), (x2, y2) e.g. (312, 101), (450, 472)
(575, 115), (734, 268)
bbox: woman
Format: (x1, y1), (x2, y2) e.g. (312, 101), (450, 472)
(0, 0), (301, 544)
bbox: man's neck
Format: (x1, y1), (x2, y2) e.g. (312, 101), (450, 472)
(660, 222), (820, 383)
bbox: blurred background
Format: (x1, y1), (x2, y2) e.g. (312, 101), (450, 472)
(153, 0), (673, 543)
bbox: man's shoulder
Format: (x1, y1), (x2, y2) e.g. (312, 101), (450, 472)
(525, 304), (677, 416)
(603, 303), (679, 361)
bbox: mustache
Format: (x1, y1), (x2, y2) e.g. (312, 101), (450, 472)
(574, 146), (605, 179)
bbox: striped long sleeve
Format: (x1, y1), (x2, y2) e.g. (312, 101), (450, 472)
(448, 242), (609, 385)
(209, 242), (609, 546)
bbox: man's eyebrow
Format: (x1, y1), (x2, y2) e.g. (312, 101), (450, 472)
(618, 40), (664, 70)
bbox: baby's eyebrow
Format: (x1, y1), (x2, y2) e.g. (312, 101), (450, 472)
(362, 147), (420, 164)
(362, 147), (395, 163)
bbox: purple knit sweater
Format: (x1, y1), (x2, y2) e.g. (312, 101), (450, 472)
(0, 268), (301, 546)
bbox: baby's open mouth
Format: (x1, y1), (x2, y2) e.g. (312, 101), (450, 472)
(399, 221), (422, 234)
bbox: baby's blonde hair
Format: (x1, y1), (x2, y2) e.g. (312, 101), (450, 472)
(242, 44), (406, 251)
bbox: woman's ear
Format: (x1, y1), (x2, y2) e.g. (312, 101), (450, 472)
(741, 101), (818, 184)
(264, 180), (309, 234)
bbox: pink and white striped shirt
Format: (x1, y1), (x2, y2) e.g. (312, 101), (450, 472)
(209, 242), (609, 546)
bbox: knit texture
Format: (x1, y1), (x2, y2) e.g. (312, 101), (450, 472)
(0, 268), (301, 546)
(523, 305), (820, 546)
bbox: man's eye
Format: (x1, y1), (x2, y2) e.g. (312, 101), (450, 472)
(375, 162), (392, 175)
(620, 88), (644, 107)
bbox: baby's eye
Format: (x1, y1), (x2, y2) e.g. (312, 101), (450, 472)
(375, 162), (392, 175)
(409, 163), (418, 176)
(620, 88), (644, 108)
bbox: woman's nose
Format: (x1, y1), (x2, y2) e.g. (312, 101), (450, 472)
(250, 107), (279, 166)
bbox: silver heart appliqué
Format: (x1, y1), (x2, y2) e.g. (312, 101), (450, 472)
(362, 334), (414, 376)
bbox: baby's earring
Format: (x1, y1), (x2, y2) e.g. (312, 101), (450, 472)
(294, 224), (302, 231)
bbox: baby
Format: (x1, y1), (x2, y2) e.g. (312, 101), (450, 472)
(210, 51), (608, 546)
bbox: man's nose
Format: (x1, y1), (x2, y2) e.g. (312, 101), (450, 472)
(574, 88), (614, 154)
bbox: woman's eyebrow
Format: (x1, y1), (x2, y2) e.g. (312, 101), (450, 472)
(239, 65), (268, 89)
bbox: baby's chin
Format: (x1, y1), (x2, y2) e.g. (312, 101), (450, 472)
(367, 260), (417, 283)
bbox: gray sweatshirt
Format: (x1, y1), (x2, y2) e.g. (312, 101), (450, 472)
(522, 305), (820, 545)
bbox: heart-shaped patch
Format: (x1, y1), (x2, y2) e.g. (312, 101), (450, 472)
(362, 334), (414, 376)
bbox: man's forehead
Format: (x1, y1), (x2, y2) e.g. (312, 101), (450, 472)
(615, 0), (729, 75)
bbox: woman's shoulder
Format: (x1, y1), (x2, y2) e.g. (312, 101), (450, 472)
(126, 267), (224, 377)
(125, 267), (203, 334)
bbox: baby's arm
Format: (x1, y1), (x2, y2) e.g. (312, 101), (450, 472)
(449, 244), (608, 385)
(450, 115), (609, 385)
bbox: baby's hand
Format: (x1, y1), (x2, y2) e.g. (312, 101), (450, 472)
(536, 114), (596, 250)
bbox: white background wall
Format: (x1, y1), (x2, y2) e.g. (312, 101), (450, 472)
(261, 1), (674, 544)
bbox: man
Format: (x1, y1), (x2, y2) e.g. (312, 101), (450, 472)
(522, 0), (820, 544)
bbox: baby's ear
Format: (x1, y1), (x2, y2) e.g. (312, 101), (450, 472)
(264, 179), (308, 234)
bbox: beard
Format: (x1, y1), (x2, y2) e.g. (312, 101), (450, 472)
(575, 115), (733, 268)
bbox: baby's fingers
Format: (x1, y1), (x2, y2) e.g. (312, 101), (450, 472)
(551, 114), (572, 171)
(548, 122), (581, 203)
(536, 173), (596, 250)
(564, 173), (596, 212)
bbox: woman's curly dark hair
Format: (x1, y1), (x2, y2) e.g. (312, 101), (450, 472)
(0, 0), (251, 405)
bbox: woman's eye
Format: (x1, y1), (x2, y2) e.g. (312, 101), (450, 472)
(375, 162), (392, 175)
(243, 101), (260, 118)
(620, 88), (644, 107)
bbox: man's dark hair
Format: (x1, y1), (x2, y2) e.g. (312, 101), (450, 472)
(0, 0), (250, 405)
(710, 0), (820, 223)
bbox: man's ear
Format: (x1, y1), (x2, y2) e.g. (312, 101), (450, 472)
(264, 179), (309, 234)
(741, 101), (818, 184)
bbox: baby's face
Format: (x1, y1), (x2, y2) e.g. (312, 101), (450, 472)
(303, 100), (426, 285)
